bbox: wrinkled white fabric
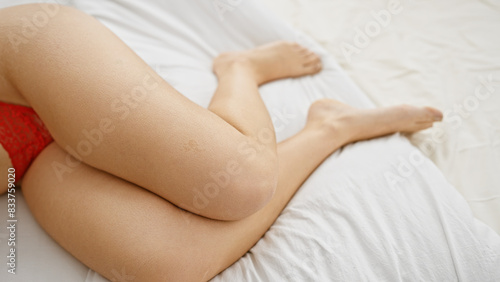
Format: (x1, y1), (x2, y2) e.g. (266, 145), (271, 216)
(0, 0), (498, 281)
(264, 0), (500, 234)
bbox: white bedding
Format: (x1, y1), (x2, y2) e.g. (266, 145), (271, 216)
(263, 0), (500, 234)
(0, 0), (499, 281)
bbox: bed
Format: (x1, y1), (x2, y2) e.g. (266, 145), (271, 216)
(263, 0), (500, 238)
(0, 0), (498, 281)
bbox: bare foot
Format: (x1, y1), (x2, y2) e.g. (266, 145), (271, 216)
(213, 41), (322, 85)
(306, 99), (443, 146)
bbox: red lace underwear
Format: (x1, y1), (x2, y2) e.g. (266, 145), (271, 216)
(0, 101), (53, 181)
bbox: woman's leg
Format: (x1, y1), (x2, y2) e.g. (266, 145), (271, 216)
(0, 4), (321, 220)
(22, 99), (442, 282)
(208, 41), (322, 139)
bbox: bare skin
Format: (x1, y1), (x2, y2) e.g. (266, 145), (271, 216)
(0, 5), (325, 220)
(307, 100), (443, 145)
(22, 98), (442, 281)
(0, 3), (443, 281)
(212, 41), (322, 86)
(0, 146), (12, 192)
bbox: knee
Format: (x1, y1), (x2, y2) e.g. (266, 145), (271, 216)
(229, 160), (278, 220)
(192, 155), (278, 221)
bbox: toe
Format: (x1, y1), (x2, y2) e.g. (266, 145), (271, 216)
(315, 61), (323, 72)
(424, 106), (443, 121)
(299, 47), (311, 55)
(305, 52), (319, 61)
(303, 49), (315, 56)
(416, 122), (435, 131)
(304, 61), (322, 74)
(304, 53), (322, 65)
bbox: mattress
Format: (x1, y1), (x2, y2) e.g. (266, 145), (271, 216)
(0, 0), (499, 281)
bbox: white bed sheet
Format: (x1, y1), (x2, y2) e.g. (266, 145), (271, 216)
(0, 0), (498, 281)
(263, 0), (500, 235)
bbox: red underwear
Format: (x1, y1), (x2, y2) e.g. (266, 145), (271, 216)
(0, 101), (53, 181)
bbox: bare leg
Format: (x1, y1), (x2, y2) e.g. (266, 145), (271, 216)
(0, 4), (321, 220)
(209, 41), (322, 138)
(22, 99), (442, 281)
(0, 5), (439, 219)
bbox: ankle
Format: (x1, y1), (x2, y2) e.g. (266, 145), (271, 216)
(214, 52), (250, 72)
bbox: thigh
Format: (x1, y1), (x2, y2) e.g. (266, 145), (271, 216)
(1, 4), (273, 217)
(22, 143), (235, 281)
(0, 146), (12, 194)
